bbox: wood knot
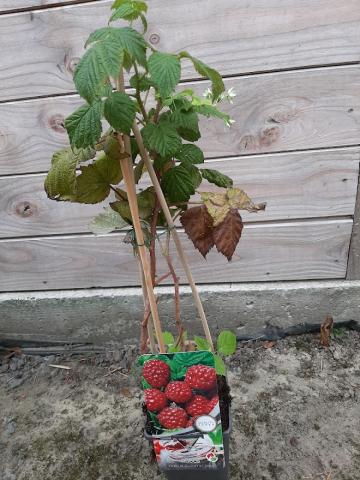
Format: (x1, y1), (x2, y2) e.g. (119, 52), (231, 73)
(149, 33), (160, 45)
(15, 201), (37, 218)
(48, 114), (66, 133)
(259, 126), (280, 147)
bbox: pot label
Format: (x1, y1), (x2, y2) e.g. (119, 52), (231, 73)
(138, 351), (226, 471)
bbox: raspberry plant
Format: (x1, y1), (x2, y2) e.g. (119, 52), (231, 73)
(44, 0), (265, 353)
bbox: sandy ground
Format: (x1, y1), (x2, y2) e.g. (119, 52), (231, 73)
(1, 331), (360, 480)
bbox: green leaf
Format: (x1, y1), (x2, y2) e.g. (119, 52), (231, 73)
(89, 207), (128, 235)
(75, 154), (122, 204)
(86, 27), (147, 67)
(194, 103), (230, 124)
(148, 52), (181, 98)
(74, 40), (124, 103)
(163, 332), (175, 345)
(110, 1), (147, 22)
(65, 101), (103, 149)
(175, 144), (204, 164)
(169, 108), (200, 141)
(129, 74), (153, 92)
(104, 92), (136, 134)
(214, 354), (227, 375)
(110, 200), (132, 224)
(44, 149), (78, 201)
(180, 52), (225, 100)
(194, 336), (212, 351)
(201, 169), (233, 188)
(142, 122), (181, 157)
(111, 187), (155, 222)
(217, 330), (237, 356)
(161, 162), (200, 202)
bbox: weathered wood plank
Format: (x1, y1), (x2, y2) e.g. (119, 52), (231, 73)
(1, 66), (359, 175)
(0, 149), (358, 238)
(0, 0), (359, 100)
(0, 219), (352, 291)
(0, 1), (94, 13)
(347, 160), (360, 280)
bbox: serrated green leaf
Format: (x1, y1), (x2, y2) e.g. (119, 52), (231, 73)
(194, 336), (212, 351)
(214, 354), (227, 375)
(89, 207), (128, 235)
(86, 27), (147, 67)
(75, 154), (122, 204)
(169, 108), (200, 141)
(104, 92), (136, 134)
(162, 332), (175, 345)
(110, 200), (132, 224)
(65, 101), (103, 149)
(129, 74), (153, 92)
(142, 122), (181, 157)
(161, 162), (200, 203)
(74, 36), (124, 103)
(175, 144), (204, 164)
(110, 1), (147, 22)
(217, 330), (237, 356)
(180, 52), (225, 100)
(44, 149), (77, 201)
(111, 186), (155, 222)
(201, 169), (233, 188)
(148, 52), (181, 98)
(193, 103), (230, 124)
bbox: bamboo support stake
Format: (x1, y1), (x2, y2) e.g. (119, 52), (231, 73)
(119, 153), (165, 353)
(138, 260), (157, 353)
(132, 122), (215, 352)
(116, 69), (165, 353)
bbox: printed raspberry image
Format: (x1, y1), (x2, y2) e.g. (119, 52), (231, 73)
(185, 365), (217, 391)
(158, 407), (188, 429)
(165, 381), (193, 403)
(144, 389), (168, 412)
(142, 359), (170, 388)
(186, 395), (211, 417)
(208, 395), (219, 412)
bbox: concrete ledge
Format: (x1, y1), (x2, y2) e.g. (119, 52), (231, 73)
(1, 280), (360, 344)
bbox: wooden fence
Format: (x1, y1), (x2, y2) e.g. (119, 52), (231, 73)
(0, 0), (359, 292)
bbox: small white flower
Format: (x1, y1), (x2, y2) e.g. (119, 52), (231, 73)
(225, 118), (236, 128)
(202, 88), (213, 100)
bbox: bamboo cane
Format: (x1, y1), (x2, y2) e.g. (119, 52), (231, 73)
(119, 153), (165, 353)
(116, 70), (165, 353)
(131, 122), (215, 352)
(138, 260), (157, 353)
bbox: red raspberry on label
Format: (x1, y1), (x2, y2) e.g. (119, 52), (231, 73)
(185, 365), (217, 391)
(144, 389), (168, 412)
(165, 381), (193, 403)
(142, 359), (170, 388)
(186, 395), (211, 417)
(158, 407), (188, 429)
(186, 418), (194, 428)
(208, 395), (219, 412)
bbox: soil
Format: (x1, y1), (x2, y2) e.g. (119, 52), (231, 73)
(1, 331), (360, 480)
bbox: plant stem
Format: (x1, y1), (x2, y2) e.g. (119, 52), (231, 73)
(131, 122), (214, 351)
(150, 200), (160, 286)
(117, 71), (165, 353)
(133, 64), (149, 122)
(157, 232), (184, 350)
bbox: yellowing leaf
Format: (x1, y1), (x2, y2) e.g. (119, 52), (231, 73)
(200, 191), (229, 226)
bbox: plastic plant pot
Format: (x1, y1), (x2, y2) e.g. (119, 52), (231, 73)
(145, 410), (231, 480)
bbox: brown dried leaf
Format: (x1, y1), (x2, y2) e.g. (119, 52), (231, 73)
(213, 209), (243, 261)
(320, 314), (334, 347)
(263, 341), (276, 349)
(200, 191), (230, 226)
(180, 205), (215, 258)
